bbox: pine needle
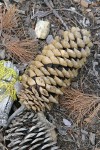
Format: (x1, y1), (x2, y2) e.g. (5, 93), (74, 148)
(5, 39), (37, 63)
(60, 88), (100, 125)
(2, 5), (18, 30)
(1, 5), (38, 63)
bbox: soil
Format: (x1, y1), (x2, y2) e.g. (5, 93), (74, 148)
(0, 0), (100, 150)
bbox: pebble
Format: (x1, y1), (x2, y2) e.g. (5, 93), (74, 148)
(81, 129), (88, 135)
(89, 132), (95, 145)
(96, 19), (100, 25)
(82, 134), (86, 142)
(14, 81), (23, 94)
(58, 126), (67, 135)
(63, 118), (71, 127)
(28, 28), (37, 39)
(71, 82), (79, 89)
(81, 0), (89, 7)
(86, 9), (92, 12)
(35, 20), (50, 39)
(46, 35), (54, 44)
(73, 0), (80, 3)
(0, 49), (5, 59)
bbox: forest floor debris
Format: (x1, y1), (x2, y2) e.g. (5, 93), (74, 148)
(0, 0), (100, 150)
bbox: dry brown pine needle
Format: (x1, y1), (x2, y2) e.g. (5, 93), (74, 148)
(60, 88), (100, 124)
(1, 5), (18, 30)
(5, 39), (38, 63)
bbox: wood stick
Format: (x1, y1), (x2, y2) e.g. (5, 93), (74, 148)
(44, 0), (68, 29)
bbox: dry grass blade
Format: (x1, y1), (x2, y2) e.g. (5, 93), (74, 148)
(60, 88), (100, 125)
(5, 39), (37, 63)
(2, 5), (18, 30)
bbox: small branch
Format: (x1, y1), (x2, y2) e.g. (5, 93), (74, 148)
(44, 0), (68, 29)
(56, 8), (84, 18)
(6, 105), (25, 127)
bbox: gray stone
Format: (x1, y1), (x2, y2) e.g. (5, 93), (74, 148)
(46, 35), (54, 44)
(89, 132), (95, 145)
(0, 49), (6, 59)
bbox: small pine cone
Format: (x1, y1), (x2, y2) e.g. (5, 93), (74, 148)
(19, 27), (93, 111)
(5, 110), (59, 150)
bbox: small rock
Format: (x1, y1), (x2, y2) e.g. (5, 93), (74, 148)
(95, 18), (100, 24)
(58, 126), (67, 135)
(82, 134), (86, 142)
(73, 0), (80, 3)
(14, 81), (23, 94)
(86, 8), (92, 12)
(63, 118), (71, 127)
(58, 30), (64, 36)
(28, 28), (37, 39)
(89, 132), (95, 145)
(0, 49), (5, 59)
(81, 129), (88, 135)
(70, 7), (76, 11)
(46, 35), (54, 44)
(97, 20), (100, 25)
(81, 0), (89, 8)
(35, 20), (50, 39)
(71, 82), (79, 89)
(15, 63), (27, 74)
(0, 2), (3, 6)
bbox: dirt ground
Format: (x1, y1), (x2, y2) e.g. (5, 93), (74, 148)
(0, 0), (100, 150)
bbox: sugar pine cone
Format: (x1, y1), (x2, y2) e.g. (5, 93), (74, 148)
(5, 110), (59, 150)
(19, 27), (93, 112)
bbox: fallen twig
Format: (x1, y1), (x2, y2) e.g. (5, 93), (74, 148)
(31, 8), (84, 20)
(44, 0), (68, 29)
(56, 8), (84, 17)
(7, 105), (25, 127)
(31, 10), (52, 19)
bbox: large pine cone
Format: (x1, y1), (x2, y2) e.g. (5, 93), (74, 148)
(19, 27), (93, 111)
(5, 110), (59, 150)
